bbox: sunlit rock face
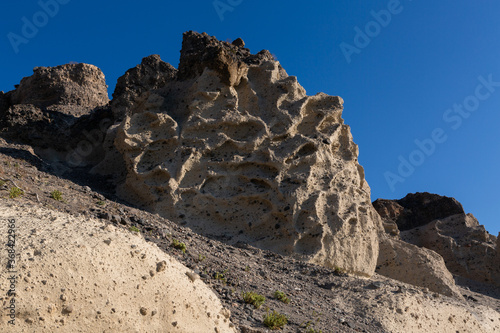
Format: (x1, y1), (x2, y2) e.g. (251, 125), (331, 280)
(100, 31), (383, 276)
(374, 192), (499, 286)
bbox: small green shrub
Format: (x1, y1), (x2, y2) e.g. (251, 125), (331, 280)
(334, 266), (345, 275)
(197, 254), (206, 262)
(0, 180), (6, 187)
(129, 226), (140, 233)
(273, 290), (290, 304)
(171, 239), (187, 253)
(214, 269), (228, 284)
(242, 291), (266, 309)
(96, 200), (106, 206)
(9, 187), (24, 199)
(306, 328), (323, 333)
(50, 190), (63, 201)
(263, 310), (287, 330)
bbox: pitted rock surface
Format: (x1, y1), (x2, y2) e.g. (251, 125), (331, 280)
(98, 31), (383, 276)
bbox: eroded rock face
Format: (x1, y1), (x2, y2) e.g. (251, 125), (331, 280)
(111, 54), (177, 120)
(101, 31), (383, 276)
(10, 63), (109, 116)
(402, 214), (499, 286)
(374, 193), (499, 286)
(377, 236), (462, 298)
(0, 63), (113, 169)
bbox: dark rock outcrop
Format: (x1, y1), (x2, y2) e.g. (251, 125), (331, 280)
(0, 63), (113, 169)
(10, 63), (109, 116)
(111, 54), (177, 120)
(373, 192), (464, 231)
(374, 193), (499, 286)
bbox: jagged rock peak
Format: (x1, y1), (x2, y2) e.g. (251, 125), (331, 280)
(111, 54), (177, 120)
(178, 31), (277, 84)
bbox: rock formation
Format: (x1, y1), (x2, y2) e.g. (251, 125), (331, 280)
(376, 236), (462, 298)
(95, 31), (383, 276)
(0, 203), (235, 332)
(374, 192), (500, 286)
(0, 63), (112, 168)
(9, 63), (109, 116)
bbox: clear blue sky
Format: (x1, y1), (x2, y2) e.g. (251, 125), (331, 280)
(1, 1), (499, 235)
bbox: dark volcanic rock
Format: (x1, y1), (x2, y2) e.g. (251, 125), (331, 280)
(178, 31), (275, 85)
(111, 54), (177, 120)
(10, 63), (109, 116)
(373, 192), (464, 231)
(0, 63), (113, 168)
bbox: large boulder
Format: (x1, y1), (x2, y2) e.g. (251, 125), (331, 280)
(0, 202), (235, 332)
(96, 32), (383, 276)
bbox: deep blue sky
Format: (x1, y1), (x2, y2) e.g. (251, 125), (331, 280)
(1, 1), (499, 235)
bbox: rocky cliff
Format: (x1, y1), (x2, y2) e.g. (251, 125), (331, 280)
(374, 192), (500, 286)
(94, 31), (383, 276)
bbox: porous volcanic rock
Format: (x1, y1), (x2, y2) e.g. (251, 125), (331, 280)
(373, 192), (464, 231)
(111, 54), (177, 120)
(402, 213), (499, 286)
(9, 63), (109, 116)
(0, 202), (235, 332)
(377, 236), (462, 298)
(97, 31), (383, 276)
(0, 63), (113, 169)
(374, 193), (499, 286)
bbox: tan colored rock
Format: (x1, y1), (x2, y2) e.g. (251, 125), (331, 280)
(100, 32), (383, 276)
(402, 213), (500, 286)
(376, 236), (462, 298)
(0, 202), (235, 333)
(359, 281), (500, 333)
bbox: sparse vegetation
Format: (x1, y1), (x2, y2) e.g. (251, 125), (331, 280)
(242, 291), (266, 309)
(129, 226), (140, 233)
(171, 239), (187, 253)
(263, 309), (287, 330)
(9, 187), (24, 199)
(305, 328), (323, 333)
(214, 269), (228, 284)
(0, 180), (6, 187)
(96, 200), (106, 206)
(50, 190), (63, 201)
(197, 254), (206, 262)
(274, 290), (290, 304)
(334, 266), (346, 275)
